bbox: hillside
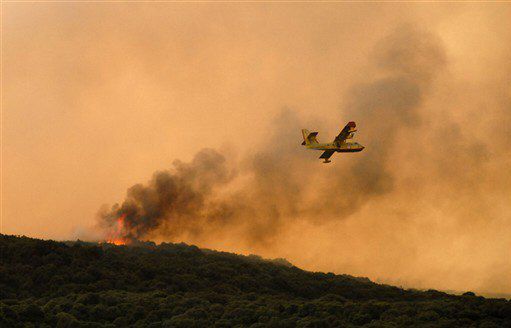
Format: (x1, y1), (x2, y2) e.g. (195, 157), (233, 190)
(0, 234), (509, 327)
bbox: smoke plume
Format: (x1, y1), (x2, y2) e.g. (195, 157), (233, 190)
(98, 149), (236, 242)
(99, 26), (445, 241)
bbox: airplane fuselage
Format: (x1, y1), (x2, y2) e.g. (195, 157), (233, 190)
(305, 142), (364, 152)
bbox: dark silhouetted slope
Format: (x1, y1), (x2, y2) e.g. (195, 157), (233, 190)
(1, 234), (510, 327)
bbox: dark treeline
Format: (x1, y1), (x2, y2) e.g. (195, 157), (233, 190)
(1, 234), (510, 327)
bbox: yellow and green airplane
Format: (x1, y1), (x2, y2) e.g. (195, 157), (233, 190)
(301, 121), (364, 163)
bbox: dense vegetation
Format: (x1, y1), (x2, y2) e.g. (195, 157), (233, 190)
(1, 234), (509, 327)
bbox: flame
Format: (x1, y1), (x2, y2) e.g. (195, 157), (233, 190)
(109, 238), (129, 246)
(105, 214), (131, 245)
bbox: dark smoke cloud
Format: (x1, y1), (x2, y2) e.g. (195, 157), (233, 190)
(99, 25), (449, 244)
(312, 26), (447, 217)
(100, 27), (445, 247)
(99, 109), (314, 245)
(98, 149), (236, 241)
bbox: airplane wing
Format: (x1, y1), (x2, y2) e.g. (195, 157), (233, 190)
(319, 150), (335, 160)
(334, 121), (357, 144)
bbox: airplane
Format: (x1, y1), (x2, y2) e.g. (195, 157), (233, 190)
(301, 121), (364, 163)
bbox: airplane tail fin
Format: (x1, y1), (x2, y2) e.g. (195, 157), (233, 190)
(301, 129), (319, 145)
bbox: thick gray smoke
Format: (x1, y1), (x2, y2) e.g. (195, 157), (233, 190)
(101, 26), (452, 244)
(99, 26), (449, 245)
(99, 149), (236, 242)
(325, 25), (447, 207)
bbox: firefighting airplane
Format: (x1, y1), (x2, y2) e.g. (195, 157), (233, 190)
(301, 121), (364, 163)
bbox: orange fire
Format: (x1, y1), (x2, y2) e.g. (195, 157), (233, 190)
(105, 214), (131, 245)
(109, 238), (129, 246)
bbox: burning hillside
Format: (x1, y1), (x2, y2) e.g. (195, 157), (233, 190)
(104, 214), (131, 245)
